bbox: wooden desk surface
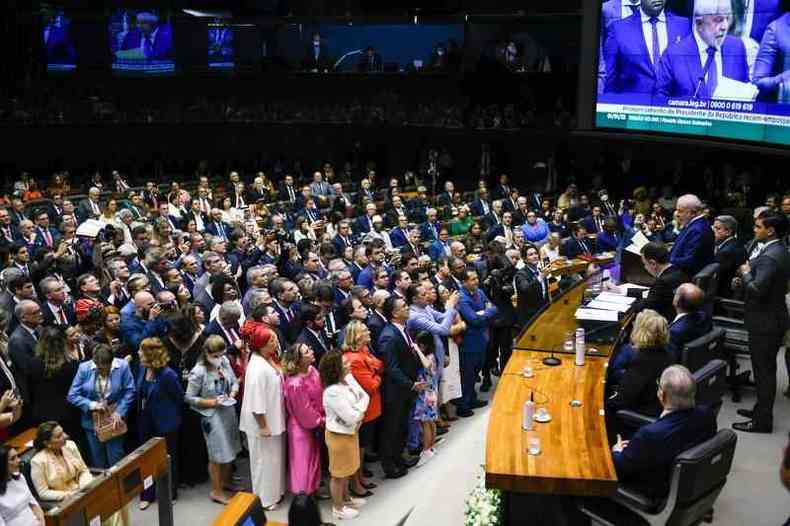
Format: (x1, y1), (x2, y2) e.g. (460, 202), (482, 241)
(486, 279), (619, 497)
(4, 428), (36, 455)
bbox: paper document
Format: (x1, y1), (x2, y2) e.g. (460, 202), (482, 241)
(587, 300), (632, 313)
(596, 292), (636, 304)
(75, 219), (106, 238)
(575, 308), (619, 322)
(714, 77), (759, 101)
(624, 231), (650, 256)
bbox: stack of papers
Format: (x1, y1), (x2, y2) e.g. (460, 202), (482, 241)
(597, 292), (636, 305)
(575, 308), (619, 322)
(586, 299), (631, 313)
(624, 231), (649, 256)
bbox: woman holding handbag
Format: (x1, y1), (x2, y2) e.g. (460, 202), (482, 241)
(136, 338), (184, 510)
(67, 345), (135, 469)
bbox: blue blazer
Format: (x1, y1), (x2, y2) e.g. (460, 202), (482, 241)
(67, 358), (136, 431)
(669, 216), (714, 277)
(596, 230), (622, 252)
(668, 310), (713, 361)
(429, 239), (451, 260)
(657, 34), (749, 99)
(613, 407), (716, 498)
(753, 13), (790, 96)
(119, 24), (174, 60)
(420, 221), (441, 243)
(389, 227), (409, 248)
(205, 220), (233, 239)
(603, 12), (691, 94)
(33, 227), (62, 250)
(136, 366), (184, 436)
(457, 287), (498, 354)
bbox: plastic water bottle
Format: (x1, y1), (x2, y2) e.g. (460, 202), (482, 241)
(522, 392), (535, 431)
(575, 328), (586, 366)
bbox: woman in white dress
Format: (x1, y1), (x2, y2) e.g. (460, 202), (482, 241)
(0, 446), (44, 526)
(239, 321), (286, 511)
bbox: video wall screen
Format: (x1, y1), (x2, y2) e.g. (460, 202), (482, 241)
(596, 0), (790, 145)
(43, 7), (76, 71)
(109, 9), (175, 74)
(208, 23), (235, 69)
(276, 24), (465, 72)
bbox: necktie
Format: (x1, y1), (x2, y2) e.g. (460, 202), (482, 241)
(403, 329), (417, 356)
(288, 186), (295, 202)
(59, 308), (67, 325)
(649, 17), (660, 73)
(702, 47), (718, 97)
(216, 222), (226, 241)
(229, 327), (239, 343)
(579, 239), (589, 254)
(91, 200), (99, 215)
(43, 229), (52, 247)
(144, 36), (153, 59)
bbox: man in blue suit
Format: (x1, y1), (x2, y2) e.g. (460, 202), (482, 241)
(456, 269), (498, 417)
(656, 0), (750, 99)
(668, 283), (712, 361)
(669, 194), (714, 277)
(603, 0), (691, 94)
(42, 11), (76, 65)
(119, 12), (173, 61)
(612, 365), (716, 499)
(753, 12), (790, 99)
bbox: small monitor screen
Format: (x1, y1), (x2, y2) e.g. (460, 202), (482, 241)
(208, 23), (235, 69)
(109, 8), (175, 74)
(43, 8), (76, 71)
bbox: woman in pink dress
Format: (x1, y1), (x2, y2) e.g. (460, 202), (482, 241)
(282, 342), (325, 495)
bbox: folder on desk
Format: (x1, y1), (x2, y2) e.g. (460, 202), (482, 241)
(576, 308), (621, 343)
(596, 292), (636, 305)
(586, 299), (632, 313)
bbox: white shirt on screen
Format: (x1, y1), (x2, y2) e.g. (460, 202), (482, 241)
(693, 27), (723, 83)
(640, 11), (669, 65)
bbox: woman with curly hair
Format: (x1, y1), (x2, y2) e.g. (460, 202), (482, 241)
(136, 337), (184, 510)
(30, 326), (85, 453)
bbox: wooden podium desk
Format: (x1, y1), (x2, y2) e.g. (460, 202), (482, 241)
(486, 279), (626, 499)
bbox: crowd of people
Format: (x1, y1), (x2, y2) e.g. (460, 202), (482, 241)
(0, 163), (786, 524)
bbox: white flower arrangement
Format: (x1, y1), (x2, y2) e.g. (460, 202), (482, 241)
(464, 469), (502, 526)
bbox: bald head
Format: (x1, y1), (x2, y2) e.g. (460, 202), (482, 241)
(674, 283), (705, 314)
(133, 291), (155, 319)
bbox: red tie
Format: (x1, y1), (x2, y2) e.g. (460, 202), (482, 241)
(59, 308), (67, 325)
(44, 230), (53, 247)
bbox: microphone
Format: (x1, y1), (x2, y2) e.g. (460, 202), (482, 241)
(692, 75), (706, 100)
(542, 347), (561, 366)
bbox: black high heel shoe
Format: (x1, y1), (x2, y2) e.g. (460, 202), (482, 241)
(350, 488), (374, 498)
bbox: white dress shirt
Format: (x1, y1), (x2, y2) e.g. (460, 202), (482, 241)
(641, 10), (669, 66)
(693, 27), (722, 85)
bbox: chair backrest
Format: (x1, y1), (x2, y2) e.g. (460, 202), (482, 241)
(693, 263), (720, 300)
(682, 327), (725, 373)
(666, 429), (737, 526)
(693, 359), (728, 415)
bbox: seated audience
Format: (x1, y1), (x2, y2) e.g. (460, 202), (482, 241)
(0, 445), (44, 526)
(668, 283), (712, 362)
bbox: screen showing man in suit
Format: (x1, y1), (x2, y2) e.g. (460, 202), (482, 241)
(596, 0), (790, 146)
(208, 23), (235, 69)
(42, 8), (76, 71)
(109, 9), (174, 74)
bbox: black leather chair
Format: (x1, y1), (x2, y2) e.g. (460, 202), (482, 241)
(579, 429), (738, 526)
(712, 294), (752, 402)
(693, 263), (720, 319)
(681, 328), (725, 374)
(617, 360), (728, 431)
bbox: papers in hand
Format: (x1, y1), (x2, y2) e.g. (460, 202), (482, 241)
(575, 308), (619, 322)
(713, 77), (759, 101)
(75, 219), (106, 238)
(625, 231), (650, 256)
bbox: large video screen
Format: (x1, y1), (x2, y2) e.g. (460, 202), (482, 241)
(208, 23), (235, 69)
(43, 7), (76, 71)
(596, 0), (790, 145)
(109, 9), (175, 74)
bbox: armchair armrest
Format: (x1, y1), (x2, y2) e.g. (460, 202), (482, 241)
(612, 484), (661, 514)
(616, 409), (657, 429)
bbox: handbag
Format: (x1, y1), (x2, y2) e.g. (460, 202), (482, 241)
(92, 404), (128, 443)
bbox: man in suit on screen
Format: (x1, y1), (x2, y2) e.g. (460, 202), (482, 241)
(119, 12), (173, 61)
(656, 0), (750, 99)
(753, 12), (790, 100)
(603, 0), (691, 94)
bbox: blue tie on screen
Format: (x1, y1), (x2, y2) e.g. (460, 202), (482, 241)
(144, 36), (153, 59)
(649, 17), (660, 74)
(704, 46), (718, 97)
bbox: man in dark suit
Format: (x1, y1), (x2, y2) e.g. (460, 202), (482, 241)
(732, 211), (790, 433)
(656, 0), (750, 99)
(8, 300), (43, 425)
(668, 283), (712, 361)
(296, 303), (332, 368)
(278, 175), (299, 207)
(582, 206), (609, 234)
(33, 210), (61, 251)
(753, 12), (790, 99)
(40, 276), (76, 327)
(42, 11), (76, 65)
(603, 0), (691, 95)
(118, 12), (173, 61)
(358, 46), (383, 73)
(612, 365), (716, 499)
(514, 245), (550, 330)
(77, 187), (103, 223)
(669, 194), (715, 278)
(353, 203), (377, 238)
(712, 214), (747, 297)
(271, 278), (302, 345)
(492, 174), (512, 201)
(304, 32), (331, 71)
(470, 187), (492, 218)
(205, 209), (233, 242)
(560, 224), (594, 259)
(633, 241), (690, 322)
(0, 209), (17, 247)
(399, 229), (422, 259)
(206, 301), (243, 350)
(378, 297), (422, 478)
(601, 0), (642, 42)
(419, 208), (442, 244)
